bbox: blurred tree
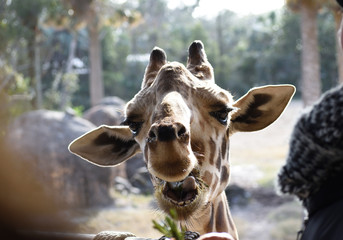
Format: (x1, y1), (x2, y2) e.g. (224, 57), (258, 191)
(206, 10), (301, 96)
(268, 10), (301, 91)
(42, 0), (84, 110)
(61, 0), (104, 107)
(32, 0), (140, 109)
(1, 0), (66, 110)
(5, 0), (57, 109)
(1, 0), (339, 113)
(84, 0), (104, 107)
(318, 9), (339, 91)
(325, 0), (343, 84)
(286, 0), (329, 106)
(102, 27), (130, 99)
(42, 0), (139, 109)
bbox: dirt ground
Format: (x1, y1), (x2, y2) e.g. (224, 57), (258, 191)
(230, 99), (304, 240)
(76, 100), (306, 240)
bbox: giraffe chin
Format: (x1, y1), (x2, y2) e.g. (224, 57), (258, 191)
(155, 169), (208, 220)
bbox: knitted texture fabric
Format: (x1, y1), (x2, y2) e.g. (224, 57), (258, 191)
(278, 85), (343, 200)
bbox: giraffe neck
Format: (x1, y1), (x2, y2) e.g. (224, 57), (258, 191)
(182, 192), (238, 240)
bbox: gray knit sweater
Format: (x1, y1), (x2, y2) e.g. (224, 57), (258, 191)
(278, 84), (343, 200)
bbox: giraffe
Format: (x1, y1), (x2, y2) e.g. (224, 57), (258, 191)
(69, 40), (295, 240)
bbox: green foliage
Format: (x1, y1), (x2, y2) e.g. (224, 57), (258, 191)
(44, 72), (79, 109)
(1, 0), (341, 114)
(102, 27), (131, 99)
(0, 62), (33, 124)
(152, 209), (186, 240)
(0, 64), (29, 94)
(72, 105), (84, 117)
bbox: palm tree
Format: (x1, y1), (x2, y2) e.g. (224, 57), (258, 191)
(286, 0), (327, 106)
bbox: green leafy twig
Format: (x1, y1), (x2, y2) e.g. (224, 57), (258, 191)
(153, 209), (185, 240)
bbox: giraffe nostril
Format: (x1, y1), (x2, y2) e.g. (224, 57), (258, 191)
(148, 129), (157, 142)
(177, 126), (187, 137)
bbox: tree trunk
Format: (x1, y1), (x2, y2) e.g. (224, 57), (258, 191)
(60, 32), (77, 110)
(334, 10), (343, 85)
(34, 31), (43, 109)
(88, 10), (104, 107)
(300, 4), (321, 106)
(27, 36), (37, 109)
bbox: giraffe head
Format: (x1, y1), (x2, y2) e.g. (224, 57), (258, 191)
(69, 41), (295, 222)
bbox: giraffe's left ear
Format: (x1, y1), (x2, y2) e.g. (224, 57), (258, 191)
(230, 85), (295, 132)
(69, 125), (140, 167)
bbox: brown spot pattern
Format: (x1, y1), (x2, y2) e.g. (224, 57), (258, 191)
(216, 153), (221, 171)
(205, 203), (215, 233)
(144, 146), (149, 163)
(225, 205), (236, 232)
(212, 175), (219, 190)
(208, 138), (216, 165)
(203, 170), (213, 187)
(220, 166), (229, 182)
(221, 136), (227, 159)
(220, 166), (229, 188)
(191, 141), (205, 166)
(216, 201), (228, 232)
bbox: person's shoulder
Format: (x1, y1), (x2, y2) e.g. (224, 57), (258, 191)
(302, 199), (343, 240)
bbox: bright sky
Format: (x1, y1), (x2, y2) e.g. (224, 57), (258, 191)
(169, 0), (285, 17)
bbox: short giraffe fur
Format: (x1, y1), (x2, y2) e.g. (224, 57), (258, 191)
(69, 41), (295, 239)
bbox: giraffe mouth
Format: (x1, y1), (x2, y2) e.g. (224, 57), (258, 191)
(159, 169), (203, 207)
(155, 169), (208, 219)
(162, 175), (198, 206)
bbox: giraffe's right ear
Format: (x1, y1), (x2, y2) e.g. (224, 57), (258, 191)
(68, 125), (140, 167)
(230, 85), (295, 133)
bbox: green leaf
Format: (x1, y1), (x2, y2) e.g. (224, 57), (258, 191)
(152, 209), (185, 240)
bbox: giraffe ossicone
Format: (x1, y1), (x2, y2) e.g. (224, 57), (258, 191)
(69, 40), (295, 240)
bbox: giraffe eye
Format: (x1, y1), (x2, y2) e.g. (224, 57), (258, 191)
(210, 107), (233, 125)
(129, 122), (143, 135)
(121, 119), (143, 136)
